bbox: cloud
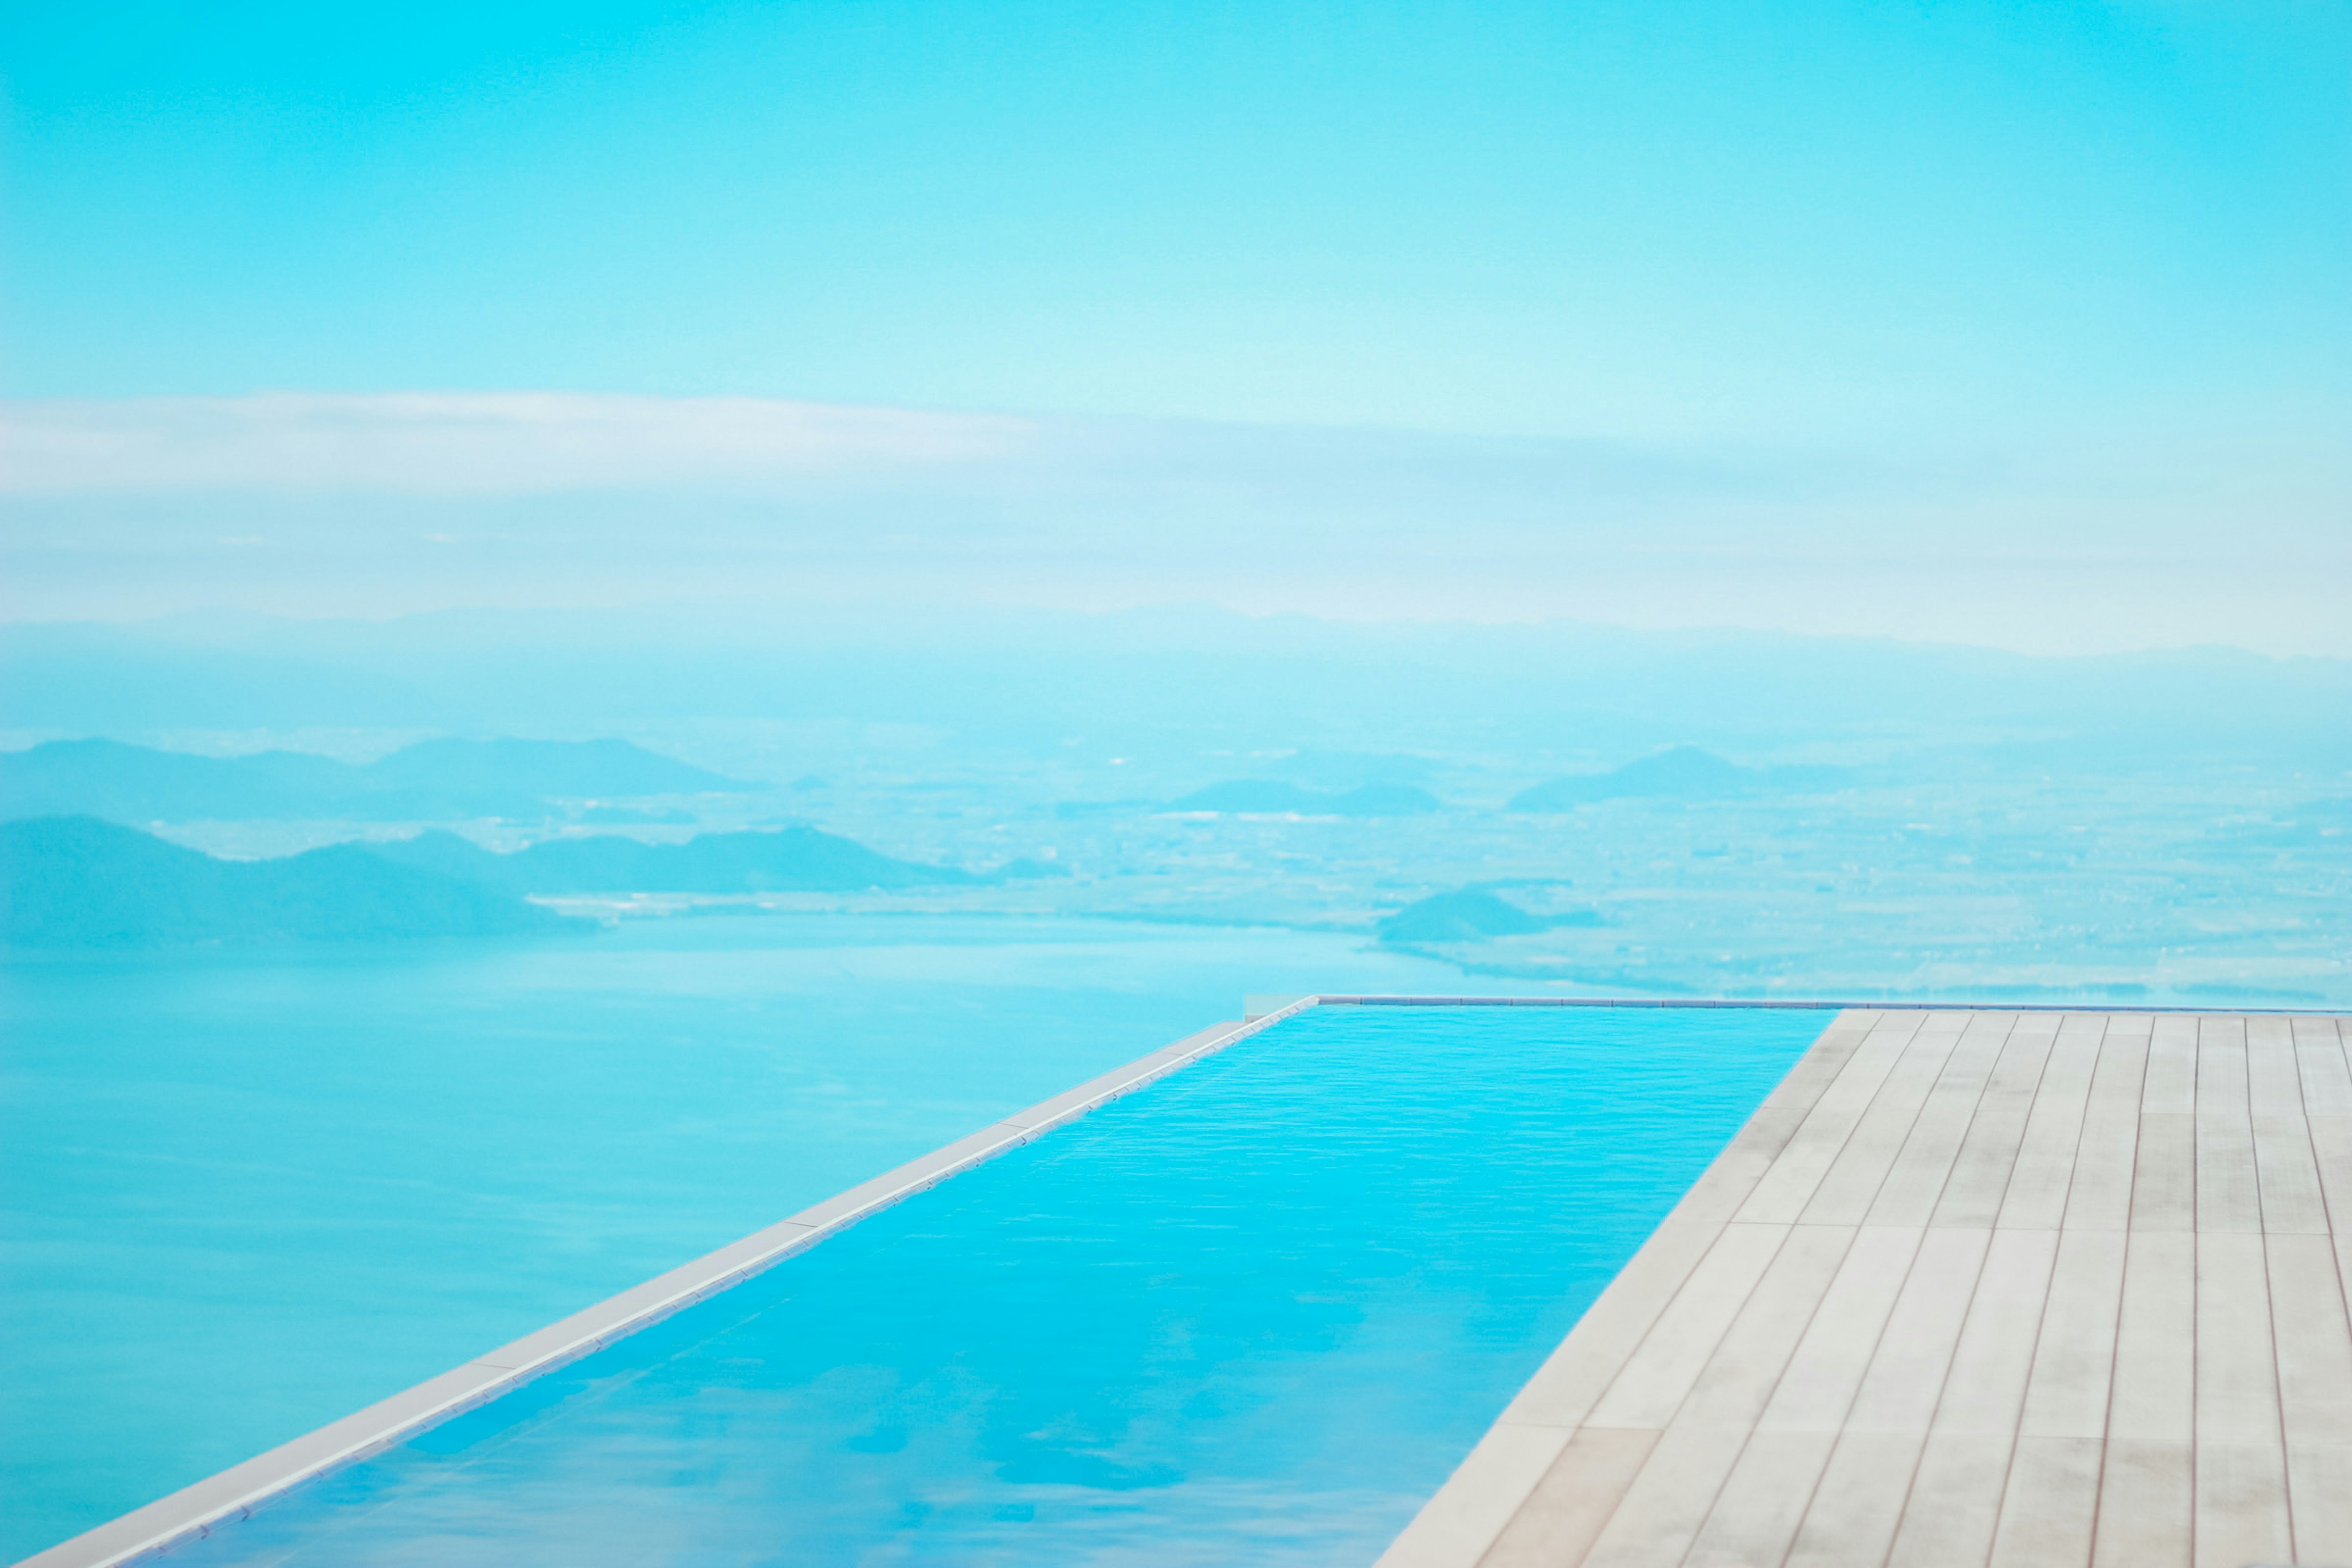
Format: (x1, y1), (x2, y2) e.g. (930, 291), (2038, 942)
(4, 390), (2343, 655)
(0, 392), (1032, 494)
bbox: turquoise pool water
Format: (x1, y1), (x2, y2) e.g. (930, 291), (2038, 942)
(1, 915), (1501, 1559)
(166, 1003), (1819, 1567)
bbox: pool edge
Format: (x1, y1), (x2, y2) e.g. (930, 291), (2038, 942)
(13, 998), (1317, 1568)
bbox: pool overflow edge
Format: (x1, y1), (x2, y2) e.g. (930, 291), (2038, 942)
(20, 993), (2345, 1568)
(18, 1000), (1319, 1568)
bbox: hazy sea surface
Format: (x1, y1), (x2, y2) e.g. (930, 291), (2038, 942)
(1, 915), (1503, 1561)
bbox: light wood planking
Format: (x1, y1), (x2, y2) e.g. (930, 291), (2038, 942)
(1674, 1224), (1856, 1432)
(1800, 1031), (1959, 1225)
(2092, 1440), (2192, 1568)
(2192, 1229), (2292, 1566)
(1586, 1224), (1790, 1430)
(1934, 1016), (2049, 1227)
(2195, 1020), (2264, 1233)
(1989, 1434), (2102, 1567)
(1752, 1225), (1923, 1437)
(2064, 1030), (2146, 1230)
(2248, 1012), (2331, 1234)
(2018, 1228), (2127, 1441)
(1374, 1011), (2350, 1568)
(1866, 1012), (2013, 1227)
(2267, 1231), (2352, 1562)
(2107, 1231), (2195, 1445)
(1682, 1431), (1837, 1568)
(1577, 1425), (1751, 1568)
(1736, 1016), (1924, 1224)
(1477, 1429), (1658, 1568)
(1784, 1433), (1922, 1568)
(1998, 1014), (2106, 1229)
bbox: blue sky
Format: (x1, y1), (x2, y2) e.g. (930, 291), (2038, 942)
(2, 1), (2347, 647)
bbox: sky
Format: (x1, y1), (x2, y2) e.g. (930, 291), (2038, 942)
(2, 0), (2347, 650)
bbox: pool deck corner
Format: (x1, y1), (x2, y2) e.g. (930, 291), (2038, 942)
(1374, 1007), (2352, 1568)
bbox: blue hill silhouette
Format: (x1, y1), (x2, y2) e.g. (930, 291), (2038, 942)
(0, 737), (752, 824)
(1509, 747), (1845, 810)
(0, 817), (576, 948)
(369, 827), (975, 894)
(1376, 890), (1548, 943)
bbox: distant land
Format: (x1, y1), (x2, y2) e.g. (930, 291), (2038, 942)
(1167, 780), (1442, 816)
(0, 815), (984, 948)
(0, 737), (753, 824)
(0, 817), (576, 948)
(371, 827), (976, 895)
(1376, 889), (1604, 944)
(1509, 746), (1847, 810)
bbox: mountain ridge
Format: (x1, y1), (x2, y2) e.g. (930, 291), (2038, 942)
(0, 736), (753, 824)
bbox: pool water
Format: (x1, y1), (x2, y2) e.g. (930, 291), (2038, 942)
(169, 1003), (1819, 1567)
(3, 914), (1499, 1559)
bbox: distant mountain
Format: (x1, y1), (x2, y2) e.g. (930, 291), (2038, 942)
(1327, 784), (1443, 817)
(1169, 780), (1443, 816)
(1378, 891), (1549, 943)
(368, 826), (974, 894)
(1170, 780), (1320, 813)
(1256, 749), (1441, 786)
(1509, 747), (1844, 810)
(363, 737), (745, 797)
(0, 736), (754, 824)
(0, 817), (576, 948)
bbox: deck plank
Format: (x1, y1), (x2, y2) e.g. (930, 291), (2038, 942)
(2064, 1024), (2147, 1231)
(1998, 1014), (2106, 1229)
(2248, 1015), (2331, 1235)
(1845, 1226), (1992, 1436)
(1989, 1435), (2101, 1568)
(1802, 1030), (1961, 1225)
(1674, 1224), (1856, 1431)
(1866, 1014), (2013, 1227)
(1883, 1227), (2060, 1567)
(1888, 1433), (2015, 1568)
(2266, 1231), (2352, 1562)
(1682, 1431), (1837, 1568)
(1934, 1016), (2051, 1228)
(2195, 1022), (2264, 1234)
(1737, 1016), (1926, 1224)
(1585, 1223), (1790, 1429)
(2108, 1231), (2195, 1444)
(2135, 1020), (2200, 1238)
(2193, 1231), (2291, 1567)
(1474, 1428), (1657, 1568)
(1754, 1225), (1924, 1437)
(1933, 1227), (2060, 1438)
(2018, 1227), (2127, 1440)
(2092, 1440), (2192, 1568)
(1575, 1424), (1750, 1568)
(1784, 1433), (1923, 1568)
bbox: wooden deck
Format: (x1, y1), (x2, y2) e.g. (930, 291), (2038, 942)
(1379, 1009), (2352, 1568)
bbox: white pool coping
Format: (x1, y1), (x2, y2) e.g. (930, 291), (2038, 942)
(21, 992), (2338, 1567)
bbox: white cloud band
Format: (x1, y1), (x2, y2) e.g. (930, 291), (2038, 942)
(0, 392), (1031, 494)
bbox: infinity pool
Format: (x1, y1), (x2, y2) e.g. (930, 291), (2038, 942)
(167, 1004), (1820, 1567)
